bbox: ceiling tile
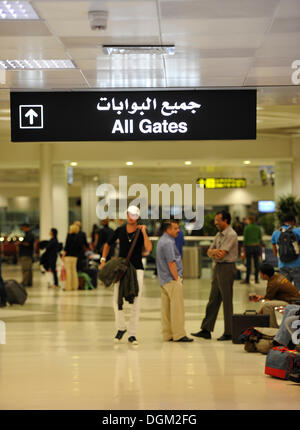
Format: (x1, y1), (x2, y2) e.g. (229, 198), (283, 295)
(0, 21), (51, 37)
(160, 0), (280, 19)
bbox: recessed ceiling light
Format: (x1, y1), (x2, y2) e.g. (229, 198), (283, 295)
(70, 162), (78, 167)
(126, 161), (134, 166)
(0, 59), (76, 70)
(103, 45), (175, 55)
(0, 1), (39, 20)
(243, 160), (251, 165)
(185, 161), (192, 165)
(256, 106), (264, 111)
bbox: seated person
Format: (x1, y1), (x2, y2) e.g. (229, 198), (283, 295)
(249, 263), (300, 328)
(272, 304), (300, 350)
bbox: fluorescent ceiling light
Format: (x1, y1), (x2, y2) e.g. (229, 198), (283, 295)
(0, 59), (76, 70)
(0, 1), (39, 20)
(103, 45), (175, 55)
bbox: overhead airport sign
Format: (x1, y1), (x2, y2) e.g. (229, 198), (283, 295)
(10, 90), (256, 142)
(197, 178), (247, 189)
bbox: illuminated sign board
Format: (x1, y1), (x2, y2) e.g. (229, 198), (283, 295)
(197, 178), (247, 189)
(10, 89), (256, 142)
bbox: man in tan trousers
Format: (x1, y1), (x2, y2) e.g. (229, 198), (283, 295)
(156, 220), (193, 342)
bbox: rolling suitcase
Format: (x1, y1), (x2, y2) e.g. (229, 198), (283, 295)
(232, 310), (270, 344)
(4, 279), (27, 305)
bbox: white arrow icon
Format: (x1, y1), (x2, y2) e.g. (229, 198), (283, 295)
(25, 108), (38, 125)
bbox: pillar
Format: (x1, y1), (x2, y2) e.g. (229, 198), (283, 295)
(292, 159), (300, 200)
(39, 144), (52, 240)
(292, 138), (300, 200)
(81, 176), (99, 239)
(274, 161), (293, 203)
(52, 164), (69, 244)
(229, 204), (247, 221)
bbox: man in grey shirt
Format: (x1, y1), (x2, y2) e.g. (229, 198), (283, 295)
(191, 210), (238, 341)
(156, 220), (193, 342)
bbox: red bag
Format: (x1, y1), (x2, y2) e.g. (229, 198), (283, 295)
(265, 346), (300, 380)
(60, 264), (66, 282)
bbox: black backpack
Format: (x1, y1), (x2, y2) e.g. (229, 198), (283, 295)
(278, 226), (299, 263)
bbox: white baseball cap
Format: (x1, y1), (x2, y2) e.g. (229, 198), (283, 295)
(127, 205), (140, 219)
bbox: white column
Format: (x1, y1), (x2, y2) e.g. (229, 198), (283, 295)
(52, 164), (69, 244)
(39, 144), (52, 240)
(292, 159), (300, 200)
(274, 161), (293, 203)
(229, 204), (247, 220)
(292, 138), (300, 200)
(81, 176), (99, 239)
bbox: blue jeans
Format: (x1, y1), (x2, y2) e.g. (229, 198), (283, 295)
(0, 257), (7, 306)
(274, 304), (300, 346)
(280, 266), (300, 291)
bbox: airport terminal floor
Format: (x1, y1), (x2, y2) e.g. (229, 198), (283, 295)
(0, 264), (297, 411)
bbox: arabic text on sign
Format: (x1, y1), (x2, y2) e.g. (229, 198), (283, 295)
(96, 97), (201, 117)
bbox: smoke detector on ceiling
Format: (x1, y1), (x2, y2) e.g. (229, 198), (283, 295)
(88, 10), (108, 30)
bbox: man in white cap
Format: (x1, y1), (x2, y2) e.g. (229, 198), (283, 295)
(100, 205), (152, 345)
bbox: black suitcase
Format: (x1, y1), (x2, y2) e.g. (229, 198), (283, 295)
(4, 279), (27, 305)
(232, 310), (270, 344)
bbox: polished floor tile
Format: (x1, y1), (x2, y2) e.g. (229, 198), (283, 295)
(0, 264), (298, 410)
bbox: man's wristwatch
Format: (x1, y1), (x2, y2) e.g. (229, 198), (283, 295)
(100, 257), (106, 262)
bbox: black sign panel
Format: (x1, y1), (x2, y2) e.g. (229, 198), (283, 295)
(10, 89), (256, 142)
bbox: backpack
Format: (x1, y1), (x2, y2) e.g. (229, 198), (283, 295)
(239, 326), (278, 354)
(278, 226), (300, 263)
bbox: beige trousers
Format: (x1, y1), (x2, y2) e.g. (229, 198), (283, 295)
(161, 277), (186, 341)
(19, 256), (33, 287)
(64, 256), (78, 291)
(260, 300), (288, 328)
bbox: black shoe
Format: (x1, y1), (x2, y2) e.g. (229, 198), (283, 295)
(217, 334), (232, 341)
(191, 330), (211, 339)
(272, 340), (281, 347)
(175, 336), (194, 342)
(240, 280), (250, 284)
(114, 329), (127, 343)
(287, 340), (296, 350)
(288, 373), (300, 383)
(255, 280), (260, 284)
(128, 336), (138, 345)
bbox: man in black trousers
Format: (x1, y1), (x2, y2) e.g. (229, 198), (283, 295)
(191, 210), (238, 341)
